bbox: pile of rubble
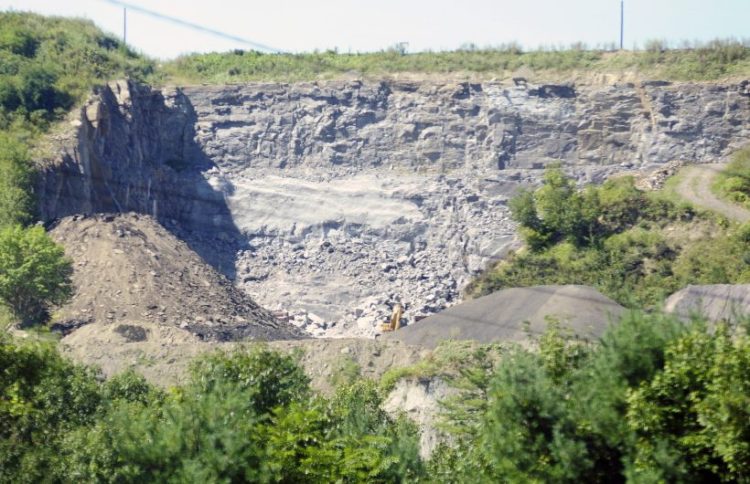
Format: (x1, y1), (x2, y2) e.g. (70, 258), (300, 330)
(231, 170), (523, 337)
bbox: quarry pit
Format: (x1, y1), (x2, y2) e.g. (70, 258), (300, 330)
(37, 78), (750, 338)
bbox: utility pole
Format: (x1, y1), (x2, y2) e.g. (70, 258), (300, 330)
(620, 0), (624, 50)
(123, 7), (127, 45)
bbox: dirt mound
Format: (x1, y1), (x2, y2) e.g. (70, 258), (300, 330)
(60, 320), (425, 390)
(664, 284), (750, 323)
(49, 213), (305, 341)
(387, 285), (625, 348)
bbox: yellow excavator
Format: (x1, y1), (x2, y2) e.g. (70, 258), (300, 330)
(381, 303), (403, 332)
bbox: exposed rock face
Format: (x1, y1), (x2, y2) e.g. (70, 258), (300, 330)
(664, 284), (750, 323)
(38, 81), (232, 230)
(186, 80), (750, 172)
(383, 377), (455, 458)
(37, 79), (750, 337)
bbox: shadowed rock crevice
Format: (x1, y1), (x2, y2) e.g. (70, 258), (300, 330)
(36, 80), (244, 278)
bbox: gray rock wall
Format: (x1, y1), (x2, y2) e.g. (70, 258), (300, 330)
(36, 80), (234, 233)
(185, 79), (750, 173)
(38, 79), (750, 226)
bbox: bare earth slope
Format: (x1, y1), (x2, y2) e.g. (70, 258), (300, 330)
(50, 213), (305, 341)
(676, 164), (750, 222)
(60, 321), (424, 390)
(388, 285), (625, 348)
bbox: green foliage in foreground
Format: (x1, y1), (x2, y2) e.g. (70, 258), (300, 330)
(0, 132), (34, 228)
(3, 312), (750, 482)
(713, 145), (750, 209)
(430, 312), (750, 483)
(470, 165), (750, 307)
(0, 342), (423, 482)
(0, 225), (72, 326)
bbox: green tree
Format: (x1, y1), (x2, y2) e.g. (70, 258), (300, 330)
(627, 325), (750, 482)
(0, 335), (102, 482)
(0, 225), (73, 326)
(190, 346), (310, 415)
(0, 133), (34, 228)
(510, 164), (601, 251)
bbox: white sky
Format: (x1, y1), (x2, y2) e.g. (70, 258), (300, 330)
(3, 0), (749, 59)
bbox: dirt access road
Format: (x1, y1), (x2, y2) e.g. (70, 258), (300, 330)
(675, 164), (750, 223)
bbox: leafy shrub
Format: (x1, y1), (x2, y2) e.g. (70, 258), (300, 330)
(714, 146), (750, 208)
(0, 335), (102, 482)
(430, 312), (701, 483)
(0, 225), (73, 326)
(0, 133), (34, 228)
(471, 165), (745, 308)
(627, 326), (750, 482)
(189, 346), (310, 415)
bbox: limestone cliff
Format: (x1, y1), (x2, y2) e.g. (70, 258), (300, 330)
(36, 80), (233, 233)
(186, 79), (750, 172)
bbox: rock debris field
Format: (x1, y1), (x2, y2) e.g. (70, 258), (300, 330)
(227, 170), (522, 337)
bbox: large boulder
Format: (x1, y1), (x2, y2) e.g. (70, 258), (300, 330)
(387, 285), (625, 348)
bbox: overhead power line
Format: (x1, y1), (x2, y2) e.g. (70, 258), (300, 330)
(101, 0), (285, 53)
(620, 0), (624, 50)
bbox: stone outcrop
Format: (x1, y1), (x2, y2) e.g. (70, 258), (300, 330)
(36, 79), (750, 337)
(36, 80), (237, 234)
(186, 80), (750, 173)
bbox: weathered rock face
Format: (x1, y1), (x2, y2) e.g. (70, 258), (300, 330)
(37, 79), (750, 337)
(37, 80), (236, 234)
(383, 377), (455, 458)
(186, 80), (750, 172)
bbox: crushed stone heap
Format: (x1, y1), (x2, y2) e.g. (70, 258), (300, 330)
(49, 213), (305, 341)
(665, 284), (750, 323)
(387, 285), (626, 348)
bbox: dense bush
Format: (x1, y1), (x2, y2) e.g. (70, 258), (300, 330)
(470, 165), (750, 308)
(0, 133), (34, 228)
(429, 312), (750, 483)
(0, 225), (73, 326)
(713, 146), (750, 209)
(3, 310), (749, 482)
(0, 11), (153, 128)
(0, 343), (426, 482)
(0, 334), (103, 482)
